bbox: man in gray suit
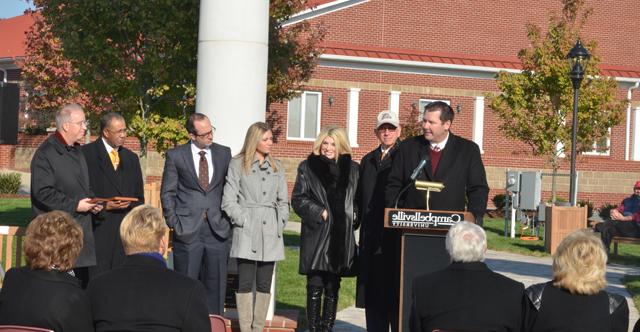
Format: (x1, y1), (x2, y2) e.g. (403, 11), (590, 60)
(160, 113), (232, 314)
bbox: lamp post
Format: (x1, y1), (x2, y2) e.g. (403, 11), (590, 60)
(567, 39), (591, 206)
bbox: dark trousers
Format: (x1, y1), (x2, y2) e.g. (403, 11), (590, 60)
(364, 232), (400, 332)
(307, 271), (341, 296)
(89, 218), (126, 279)
(172, 221), (231, 314)
(237, 259), (275, 293)
(595, 220), (640, 250)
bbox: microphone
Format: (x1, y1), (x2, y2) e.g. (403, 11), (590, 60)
(394, 155), (431, 208)
(410, 156), (430, 180)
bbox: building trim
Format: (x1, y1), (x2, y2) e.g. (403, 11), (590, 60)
(284, 0), (369, 26)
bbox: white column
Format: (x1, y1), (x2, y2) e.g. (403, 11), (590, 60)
(472, 96), (485, 153)
(389, 91), (401, 114)
(347, 88), (360, 147)
(196, 0), (269, 154)
(633, 107), (640, 160)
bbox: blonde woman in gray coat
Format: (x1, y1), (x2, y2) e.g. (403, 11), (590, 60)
(222, 122), (289, 332)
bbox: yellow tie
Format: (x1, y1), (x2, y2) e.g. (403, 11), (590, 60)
(109, 149), (120, 170)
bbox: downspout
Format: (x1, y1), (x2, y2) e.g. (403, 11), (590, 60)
(0, 68), (7, 83)
(626, 81), (640, 160)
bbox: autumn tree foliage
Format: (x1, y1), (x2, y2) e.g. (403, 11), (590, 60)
(487, 0), (625, 201)
(20, 12), (101, 129)
(28, 0), (325, 154)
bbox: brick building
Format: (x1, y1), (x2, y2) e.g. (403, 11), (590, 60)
(1, 1), (640, 209)
(268, 0), (640, 208)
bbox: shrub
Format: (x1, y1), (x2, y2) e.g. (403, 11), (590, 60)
(578, 199), (594, 217)
(492, 194), (507, 211)
(0, 173), (21, 194)
(599, 203), (619, 220)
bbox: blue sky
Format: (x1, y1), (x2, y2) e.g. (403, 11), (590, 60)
(0, 0), (33, 19)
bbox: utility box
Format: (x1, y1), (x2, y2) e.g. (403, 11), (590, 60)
(520, 171), (542, 210)
(506, 170), (520, 193)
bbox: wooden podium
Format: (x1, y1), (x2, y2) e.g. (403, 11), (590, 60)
(544, 205), (587, 254)
(384, 208), (474, 332)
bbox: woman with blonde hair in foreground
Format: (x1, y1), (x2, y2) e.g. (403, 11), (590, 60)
(0, 211), (93, 331)
(524, 229), (628, 332)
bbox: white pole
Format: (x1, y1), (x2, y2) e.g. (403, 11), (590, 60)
(196, 0), (269, 155)
(510, 193), (516, 238)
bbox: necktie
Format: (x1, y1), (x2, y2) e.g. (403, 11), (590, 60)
(198, 151), (209, 190)
(380, 149), (388, 161)
(431, 145), (441, 152)
(109, 149), (119, 170)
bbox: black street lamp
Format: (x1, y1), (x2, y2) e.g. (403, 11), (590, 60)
(567, 39), (591, 206)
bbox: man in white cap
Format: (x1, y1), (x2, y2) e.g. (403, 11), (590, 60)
(356, 110), (402, 332)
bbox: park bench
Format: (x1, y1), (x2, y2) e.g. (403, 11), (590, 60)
(612, 236), (640, 256)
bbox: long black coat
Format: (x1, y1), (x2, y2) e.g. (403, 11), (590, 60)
(82, 139), (144, 276)
(291, 154), (359, 275)
(31, 134), (96, 267)
(87, 254), (210, 332)
(355, 143), (401, 308)
(385, 133), (489, 225)
(0, 267), (94, 332)
(410, 262), (524, 332)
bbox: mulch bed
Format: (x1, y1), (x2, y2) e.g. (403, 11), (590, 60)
(0, 194), (29, 199)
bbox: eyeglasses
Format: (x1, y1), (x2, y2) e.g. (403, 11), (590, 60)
(70, 120), (88, 127)
(106, 128), (127, 135)
(193, 127), (216, 138)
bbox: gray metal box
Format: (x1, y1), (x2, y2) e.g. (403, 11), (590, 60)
(506, 170), (520, 192)
(519, 171), (542, 210)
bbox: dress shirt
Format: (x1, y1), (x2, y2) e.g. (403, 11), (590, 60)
(191, 142), (213, 183)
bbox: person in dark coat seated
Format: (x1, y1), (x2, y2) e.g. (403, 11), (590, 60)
(524, 229), (628, 332)
(87, 204), (209, 332)
(0, 211), (94, 332)
(594, 180), (640, 252)
(410, 221), (524, 332)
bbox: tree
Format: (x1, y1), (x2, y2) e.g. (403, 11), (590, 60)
(487, 0), (625, 202)
(20, 12), (102, 131)
(30, 0), (325, 154)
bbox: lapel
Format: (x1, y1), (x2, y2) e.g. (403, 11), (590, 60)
(96, 140), (122, 194)
(181, 143), (203, 191)
(50, 135), (91, 194)
(433, 133), (458, 180)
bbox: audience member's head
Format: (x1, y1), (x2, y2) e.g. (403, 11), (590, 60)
(24, 211), (83, 272)
(120, 205), (169, 255)
(445, 221), (487, 263)
(553, 229), (607, 295)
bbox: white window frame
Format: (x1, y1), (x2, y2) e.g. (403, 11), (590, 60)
(287, 91), (322, 141)
(418, 99), (450, 120)
(582, 128), (611, 156)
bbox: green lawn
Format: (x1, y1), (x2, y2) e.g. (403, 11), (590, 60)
(0, 197), (31, 227)
(277, 230), (356, 330)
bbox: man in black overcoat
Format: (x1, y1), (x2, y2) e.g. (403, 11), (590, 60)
(82, 112), (144, 278)
(31, 103), (102, 284)
(385, 101), (489, 225)
(410, 222), (524, 332)
(355, 110), (402, 332)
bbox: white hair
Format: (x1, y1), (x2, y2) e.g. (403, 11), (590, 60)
(445, 221), (487, 262)
(55, 103), (84, 129)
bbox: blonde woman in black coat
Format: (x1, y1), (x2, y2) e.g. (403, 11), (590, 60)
(292, 126), (359, 332)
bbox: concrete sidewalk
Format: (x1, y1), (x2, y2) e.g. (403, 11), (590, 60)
(284, 222), (640, 332)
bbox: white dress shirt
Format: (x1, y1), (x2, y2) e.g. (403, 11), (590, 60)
(191, 142), (213, 183)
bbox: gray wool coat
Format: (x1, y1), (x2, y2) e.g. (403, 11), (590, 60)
(222, 156), (289, 262)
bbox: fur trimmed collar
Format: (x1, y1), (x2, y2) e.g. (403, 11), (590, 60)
(307, 153), (352, 190)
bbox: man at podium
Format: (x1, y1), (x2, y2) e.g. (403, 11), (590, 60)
(385, 101), (488, 225)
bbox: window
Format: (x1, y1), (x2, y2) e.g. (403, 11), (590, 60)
(287, 91), (321, 140)
(417, 99), (450, 120)
(582, 128), (611, 156)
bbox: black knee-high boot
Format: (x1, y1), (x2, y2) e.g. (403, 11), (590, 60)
(321, 292), (339, 332)
(306, 286), (323, 332)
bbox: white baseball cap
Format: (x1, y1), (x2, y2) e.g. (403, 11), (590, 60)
(376, 110), (400, 129)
